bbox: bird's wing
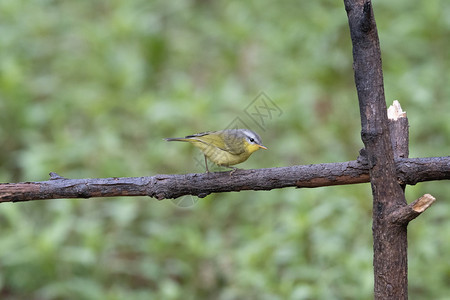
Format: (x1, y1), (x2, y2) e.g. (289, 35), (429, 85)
(185, 132), (243, 155)
(187, 133), (227, 150)
(223, 140), (245, 155)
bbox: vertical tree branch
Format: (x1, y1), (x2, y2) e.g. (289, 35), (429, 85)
(388, 100), (409, 191)
(388, 100), (409, 160)
(344, 1), (408, 299)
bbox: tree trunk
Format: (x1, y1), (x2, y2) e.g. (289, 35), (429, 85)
(344, 0), (408, 298)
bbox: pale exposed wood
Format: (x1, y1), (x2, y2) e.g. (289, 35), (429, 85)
(387, 100), (407, 121)
(389, 194), (436, 225)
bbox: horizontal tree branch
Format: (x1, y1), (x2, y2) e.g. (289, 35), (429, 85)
(1, 156), (449, 203)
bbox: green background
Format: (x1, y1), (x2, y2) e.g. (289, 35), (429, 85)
(1, 0), (449, 299)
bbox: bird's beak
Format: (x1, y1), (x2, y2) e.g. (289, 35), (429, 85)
(257, 144), (268, 150)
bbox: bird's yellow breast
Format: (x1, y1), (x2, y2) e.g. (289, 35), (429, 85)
(188, 139), (251, 166)
(244, 141), (263, 154)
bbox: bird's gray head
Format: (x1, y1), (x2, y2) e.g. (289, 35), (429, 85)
(239, 129), (263, 146)
(223, 129), (266, 150)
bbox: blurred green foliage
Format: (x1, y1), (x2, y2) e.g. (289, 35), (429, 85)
(1, 0), (449, 299)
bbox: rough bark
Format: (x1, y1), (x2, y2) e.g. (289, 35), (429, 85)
(388, 100), (409, 191)
(1, 157), (449, 203)
(345, 0), (409, 298)
(389, 194), (436, 225)
(388, 100), (409, 159)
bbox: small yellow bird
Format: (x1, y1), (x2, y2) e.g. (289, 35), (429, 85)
(165, 129), (267, 173)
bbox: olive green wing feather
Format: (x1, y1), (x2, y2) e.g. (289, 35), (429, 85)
(186, 132), (244, 155)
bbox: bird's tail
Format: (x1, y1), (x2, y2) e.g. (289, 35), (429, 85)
(164, 137), (191, 142)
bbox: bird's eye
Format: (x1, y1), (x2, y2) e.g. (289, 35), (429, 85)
(249, 138), (255, 143)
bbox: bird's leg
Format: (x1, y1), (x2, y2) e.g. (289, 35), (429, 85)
(204, 155), (209, 173)
(229, 167), (239, 176)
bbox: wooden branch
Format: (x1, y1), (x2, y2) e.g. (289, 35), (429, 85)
(389, 194), (436, 225)
(388, 100), (409, 191)
(345, 0), (409, 298)
(388, 100), (409, 159)
(396, 157), (450, 185)
(1, 157), (449, 203)
(387, 101), (438, 226)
